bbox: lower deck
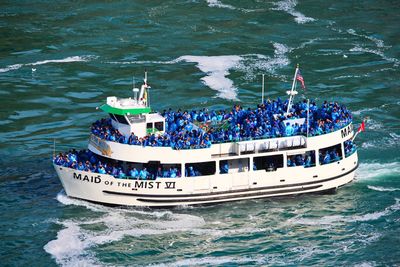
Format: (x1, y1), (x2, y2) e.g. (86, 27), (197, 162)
(54, 151), (358, 207)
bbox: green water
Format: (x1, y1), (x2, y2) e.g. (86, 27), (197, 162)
(0, 1), (399, 266)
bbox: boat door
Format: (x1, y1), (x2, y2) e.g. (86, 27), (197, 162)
(229, 158), (250, 189)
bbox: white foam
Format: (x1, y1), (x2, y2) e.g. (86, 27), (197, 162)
(347, 29), (386, 48)
(350, 45), (399, 66)
(289, 198), (400, 226)
(346, 29), (399, 66)
(356, 162), (400, 180)
(178, 55), (242, 100)
(367, 186), (400, 192)
(0, 63), (23, 73)
(152, 255), (265, 267)
(351, 107), (379, 116)
(206, 0), (235, 10)
(108, 45), (290, 100)
(236, 42), (291, 81)
(44, 221), (100, 267)
(0, 55), (97, 73)
(48, 192), (206, 266)
(205, 0), (261, 13)
(56, 191), (106, 212)
(272, 0), (315, 24)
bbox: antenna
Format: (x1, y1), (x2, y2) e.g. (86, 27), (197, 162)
(261, 74), (265, 104)
(53, 138), (56, 158)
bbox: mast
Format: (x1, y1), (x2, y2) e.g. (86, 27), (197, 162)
(306, 99), (310, 138)
(139, 70), (151, 107)
(286, 64), (299, 113)
(261, 74), (265, 104)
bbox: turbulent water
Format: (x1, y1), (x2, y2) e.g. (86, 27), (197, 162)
(1, 1), (399, 266)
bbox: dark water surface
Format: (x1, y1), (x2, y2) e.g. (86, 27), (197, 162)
(1, 1), (399, 266)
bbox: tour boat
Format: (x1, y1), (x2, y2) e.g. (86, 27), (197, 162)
(53, 67), (360, 207)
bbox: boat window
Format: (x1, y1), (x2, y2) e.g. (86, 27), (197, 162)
(155, 121), (164, 131)
(287, 151), (316, 168)
(147, 122), (153, 129)
(113, 114), (129, 125)
(344, 140), (356, 158)
(220, 158), (249, 174)
(185, 161), (216, 177)
(319, 143), (342, 165)
(151, 163), (181, 179)
(108, 113), (117, 121)
(254, 154), (284, 172)
(126, 114), (145, 123)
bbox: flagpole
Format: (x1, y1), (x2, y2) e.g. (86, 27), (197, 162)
(306, 99), (310, 138)
(287, 64), (299, 113)
(261, 74), (265, 104)
(351, 131), (359, 141)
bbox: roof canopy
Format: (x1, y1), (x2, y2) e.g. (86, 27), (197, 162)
(99, 104), (151, 116)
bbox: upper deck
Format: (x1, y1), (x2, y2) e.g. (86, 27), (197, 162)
(91, 98), (352, 148)
(88, 98), (354, 163)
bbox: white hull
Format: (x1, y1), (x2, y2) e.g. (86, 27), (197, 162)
(54, 152), (358, 207)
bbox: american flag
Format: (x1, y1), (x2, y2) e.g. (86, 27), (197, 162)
(296, 70), (306, 89)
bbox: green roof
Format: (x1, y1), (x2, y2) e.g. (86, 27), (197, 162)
(99, 104), (151, 115)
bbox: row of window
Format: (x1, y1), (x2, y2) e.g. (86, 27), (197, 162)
(108, 113), (164, 132)
(105, 140), (355, 179)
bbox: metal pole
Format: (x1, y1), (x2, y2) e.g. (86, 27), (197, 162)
(287, 65), (299, 113)
(306, 99), (310, 138)
(261, 74), (265, 104)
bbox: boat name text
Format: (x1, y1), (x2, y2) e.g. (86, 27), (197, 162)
(73, 172), (176, 189)
(341, 124), (353, 138)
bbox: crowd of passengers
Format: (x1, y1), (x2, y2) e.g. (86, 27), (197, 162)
(90, 99), (352, 150)
(344, 140), (357, 156)
(319, 149), (342, 165)
(287, 152), (316, 167)
(53, 149), (203, 179)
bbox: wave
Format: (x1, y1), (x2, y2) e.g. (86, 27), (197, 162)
(271, 0), (315, 24)
(351, 107), (380, 116)
(367, 186), (400, 192)
(108, 44), (291, 100)
(347, 29), (386, 49)
(47, 192), (205, 266)
(360, 132), (399, 150)
(349, 45), (399, 66)
(110, 55), (242, 100)
(0, 55), (97, 73)
(151, 255), (265, 267)
(206, 0), (236, 10)
(289, 198), (400, 226)
(178, 55), (242, 100)
(356, 162), (400, 180)
(205, 0), (261, 13)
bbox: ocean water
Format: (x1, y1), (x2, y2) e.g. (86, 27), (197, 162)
(0, 0), (399, 266)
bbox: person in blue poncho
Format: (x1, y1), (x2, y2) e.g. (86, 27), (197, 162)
(129, 168), (139, 178)
(169, 167), (177, 178)
(77, 162), (85, 171)
(323, 152), (331, 164)
(98, 165), (106, 174)
(118, 168), (126, 179)
(332, 150), (341, 162)
(188, 166), (196, 177)
(305, 155), (312, 167)
(139, 168), (148, 180)
(220, 162), (229, 174)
